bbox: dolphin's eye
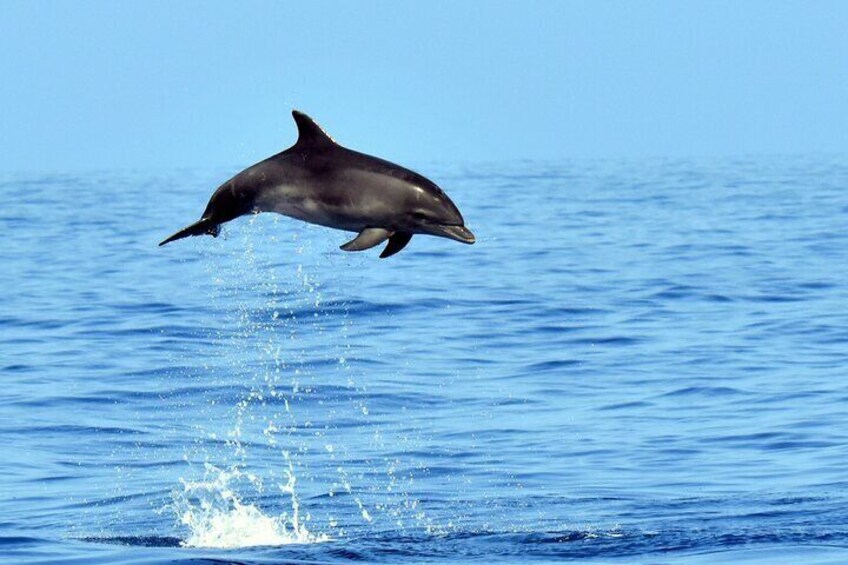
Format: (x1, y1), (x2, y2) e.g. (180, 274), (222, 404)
(412, 212), (429, 221)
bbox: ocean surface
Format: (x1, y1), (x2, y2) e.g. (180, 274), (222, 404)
(2, 156), (848, 564)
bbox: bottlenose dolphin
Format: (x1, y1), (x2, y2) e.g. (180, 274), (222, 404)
(160, 111), (474, 258)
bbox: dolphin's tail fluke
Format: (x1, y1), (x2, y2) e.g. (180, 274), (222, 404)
(159, 217), (220, 246)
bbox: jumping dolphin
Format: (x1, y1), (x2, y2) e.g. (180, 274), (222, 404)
(159, 111), (475, 258)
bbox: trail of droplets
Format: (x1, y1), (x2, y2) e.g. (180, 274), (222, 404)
(170, 217), (388, 546)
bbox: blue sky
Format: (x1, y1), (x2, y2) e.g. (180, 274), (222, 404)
(1, 1), (846, 172)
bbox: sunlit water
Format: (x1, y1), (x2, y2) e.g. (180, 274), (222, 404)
(2, 156), (848, 564)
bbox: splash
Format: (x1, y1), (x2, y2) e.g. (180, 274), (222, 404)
(172, 462), (327, 548)
(170, 222), (404, 542)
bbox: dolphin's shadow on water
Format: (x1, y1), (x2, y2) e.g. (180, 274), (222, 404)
(80, 535), (183, 547)
(76, 528), (848, 564)
(160, 111), (475, 260)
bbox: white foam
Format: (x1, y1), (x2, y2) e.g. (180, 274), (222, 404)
(172, 463), (327, 548)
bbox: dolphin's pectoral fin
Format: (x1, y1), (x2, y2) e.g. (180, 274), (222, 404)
(380, 232), (413, 259)
(340, 227), (393, 252)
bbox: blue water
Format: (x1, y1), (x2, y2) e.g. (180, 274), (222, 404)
(2, 156), (848, 564)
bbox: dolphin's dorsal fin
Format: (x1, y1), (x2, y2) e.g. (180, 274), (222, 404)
(292, 110), (336, 148)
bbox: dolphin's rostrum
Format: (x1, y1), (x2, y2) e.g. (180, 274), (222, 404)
(160, 111), (475, 258)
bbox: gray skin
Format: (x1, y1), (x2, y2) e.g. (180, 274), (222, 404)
(160, 111), (474, 258)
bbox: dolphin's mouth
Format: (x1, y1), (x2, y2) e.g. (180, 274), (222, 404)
(431, 224), (475, 244)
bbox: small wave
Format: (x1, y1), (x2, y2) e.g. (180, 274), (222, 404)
(659, 386), (745, 398)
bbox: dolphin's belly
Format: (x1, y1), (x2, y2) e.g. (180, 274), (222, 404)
(255, 183), (382, 232)
(253, 177), (399, 233)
